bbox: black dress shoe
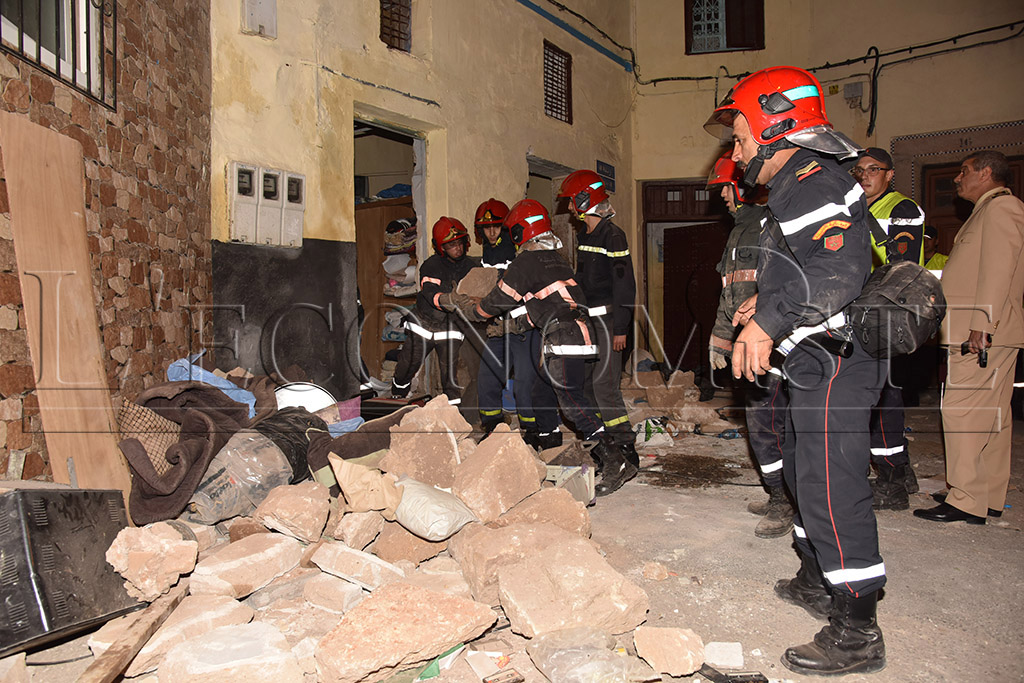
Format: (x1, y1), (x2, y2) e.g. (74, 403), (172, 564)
(930, 492), (1002, 518)
(914, 502), (986, 525)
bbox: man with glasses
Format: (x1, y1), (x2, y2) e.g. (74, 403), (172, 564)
(851, 148), (925, 511)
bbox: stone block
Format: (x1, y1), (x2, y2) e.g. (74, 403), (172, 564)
(0, 653), (27, 683)
(332, 510), (384, 550)
(302, 573), (366, 614)
(371, 520), (447, 566)
(455, 267), (499, 298)
(390, 395), (472, 440)
(642, 561), (670, 581)
(704, 641), (744, 669)
(633, 626), (705, 677)
(314, 582), (495, 683)
(497, 534), (649, 637)
(447, 522), (589, 606)
(253, 597), (340, 648)
(125, 594), (254, 677)
(398, 555), (473, 600)
(379, 429), (460, 489)
(489, 487), (591, 538)
(453, 425), (542, 523)
(227, 517), (270, 543)
(254, 481), (331, 543)
(244, 566), (319, 610)
(190, 533), (303, 599)
(157, 622), (304, 683)
(105, 522), (197, 601)
(310, 542), (405, 591)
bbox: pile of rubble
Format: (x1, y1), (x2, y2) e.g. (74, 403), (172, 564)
(96, 397), (709, 682)
(622, 369), (739, 446)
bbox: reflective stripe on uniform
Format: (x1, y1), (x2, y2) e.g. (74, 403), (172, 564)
(519, 415), (536, 422)
(870, 445), (904, 456)
(823, 562), (886, 586)
(483, 260), (512, 269)
(793, 524), (807, 538)
(778, 312), (847, 355)
(480, 409), (502, 416)
(545, 344), (599, 355)
(392, 379), (411, 389)
(588, 305), (609, 316)
(433, 329), (465, 341)
(760, 459), (783, 474)
(499, 279), (524, 300)
(448, 397), (462, 405)
(405, 321), (434, 339)
(604, 414), (630, 427)
(778, 185), (864, 236)
(421, 276), (442, 286)
(510, 305), (528, 318)
(579, 244), (630, 258)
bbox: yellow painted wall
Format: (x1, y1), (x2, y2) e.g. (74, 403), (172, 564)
(211, 0), (637, 250)
(632, 0), (1024, 349)
(354, 135), (414, 197)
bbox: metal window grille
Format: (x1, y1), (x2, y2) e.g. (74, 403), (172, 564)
(379, 0), (411, 52)
(0, 0), (115, 109)
(543, 40), (572, 125)
(690, 0), (725, 54)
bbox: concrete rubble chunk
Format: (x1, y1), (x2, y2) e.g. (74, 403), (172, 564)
(633, 626), (705, 677)
(253, 598), (340, 650)
(704, 641), (744, 669)
(447, 522), (593, 606)
(455, 266), (499, 298)
(105, 522), (198, 601)
(302, 573), (367, 614)
(399, 555), (473, 600)
(310, 541), (405, 591)
(371, 520), (447, 566)
(157, 621), (304, 683)
(87, 610), (144, 657)
(244, 566), (320, 610)
(175, 520), (220, 551)
(489, 487), (591, 538)
(379, 429), (461, 489)
(314, 582), (495, 683)
(226, 517), (271, 543)
(254, 481), (331, 543)
(333, 510), (385, 549)
(527, 627), (658, 682)
(453, 424), (543, 523)
(125, 594), (254, 677)
(190, 533), (303, 599)
(0, 653), (27, 683)
(391, 395), (472, 440)
(497, 534), (649, 637)
(642, 561), (670, 581)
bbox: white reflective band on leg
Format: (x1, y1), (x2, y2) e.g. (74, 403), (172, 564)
(545, 344), (599, 355)
(793, 524), (807, 538)
(360, 383), (372, 391)
(870, 445), (905, 456)
(448, 398), (462, 405)
(510, 305), (528, 318)
(1014, 381), (1024, 388)
(433, 330), (465, 341)
(405, 321), (434, 339)
(760, 459), (783, 474)
(778, 312), (847, 355)
(588, 305), (609, 317)
(392, 380), (410, 389)
(823, 562), (886, 586)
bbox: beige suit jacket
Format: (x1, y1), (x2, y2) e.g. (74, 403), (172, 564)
(940, 187), (1024, 348)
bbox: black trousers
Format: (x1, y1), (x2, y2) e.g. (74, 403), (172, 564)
(584, 315), (632, 443)
(477, 330), (559, 433)
(544, 354), (603, 440)
(781, 337), (887, 596)
(869, 382), (909, 467)
(392, 323), (464, 403)
(745, 372), (788, 489)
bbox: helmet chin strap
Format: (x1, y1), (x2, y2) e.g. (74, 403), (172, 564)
(743, 138), (796, 188)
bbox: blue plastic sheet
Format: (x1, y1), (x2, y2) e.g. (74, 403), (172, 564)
(166, 353), (257, 419)
(328, 417), (365, 437)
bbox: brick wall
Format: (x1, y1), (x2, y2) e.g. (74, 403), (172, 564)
(0, 0), (212, 479)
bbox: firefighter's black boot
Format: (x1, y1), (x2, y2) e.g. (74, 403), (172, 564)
(775, 552), (832, 621)
(593, 437), (638, 497)
(782, 590), (886, 676)
(754, 485), (795, 539)
(902, 462), (919, 494)
(870, 463), (909, 511)
(619, 440), (640, 469)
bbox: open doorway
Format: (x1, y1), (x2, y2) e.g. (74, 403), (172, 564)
(526, 154), (577, 265)
(353, 120), (418, 385)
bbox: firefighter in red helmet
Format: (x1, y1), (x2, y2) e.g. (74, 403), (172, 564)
(390, 217), (478, 405)
(557, 170), (639, 472)
(707, 66), (886, 676)
(457, 200), (637, 495)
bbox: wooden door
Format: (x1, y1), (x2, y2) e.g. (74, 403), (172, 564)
(661, 222), (729, 371)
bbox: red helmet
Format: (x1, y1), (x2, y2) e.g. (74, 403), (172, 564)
(431, 217), (469, 254)
(558, 170), (610, 216)
(706, 151), (744, 201)
(503, 199), (551, 246)
(473, 198), (509, 241)
(705, 66), (860, 158)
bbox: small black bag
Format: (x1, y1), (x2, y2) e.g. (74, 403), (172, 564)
(846, 260), (946, 358)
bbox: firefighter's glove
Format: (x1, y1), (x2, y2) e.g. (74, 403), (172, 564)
(438, 291), (473, 313)
(709, 334), (733, 371)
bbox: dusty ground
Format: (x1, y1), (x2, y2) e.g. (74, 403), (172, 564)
(21, 392), (1024, 682)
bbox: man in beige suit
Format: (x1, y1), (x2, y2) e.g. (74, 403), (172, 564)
(915, 150), (1024, 525)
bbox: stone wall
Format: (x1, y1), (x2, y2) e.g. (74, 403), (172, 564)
(0, 0), (212, 479)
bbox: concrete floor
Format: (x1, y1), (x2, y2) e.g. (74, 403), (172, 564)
(19, 393), (1024, 682)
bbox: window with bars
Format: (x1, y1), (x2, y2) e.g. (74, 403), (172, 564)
(0, 0), (114, 108)
(543, 40), (572, 125)
(379, 0), (411, 52)
(685, 0), (764, 55)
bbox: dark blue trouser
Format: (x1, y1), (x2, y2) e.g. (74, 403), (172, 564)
(745, 372), (788, 489)
(478, 331), (558, 433)
(543, 354), (602, 439)
(781, 338), (886, 597)
(870, 382), (909, 467)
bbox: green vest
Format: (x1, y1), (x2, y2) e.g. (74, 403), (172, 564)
(869, 190), (925, 268)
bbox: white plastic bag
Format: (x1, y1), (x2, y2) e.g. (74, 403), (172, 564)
(394, 477), (478, 541)
(634, 417), (676, 449)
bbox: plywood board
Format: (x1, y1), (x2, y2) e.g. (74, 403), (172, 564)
(0, 112), (131, 498)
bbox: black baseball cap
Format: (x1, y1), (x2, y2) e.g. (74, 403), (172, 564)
(858, 147), (893, 169)
(924, 225), (938, 240)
